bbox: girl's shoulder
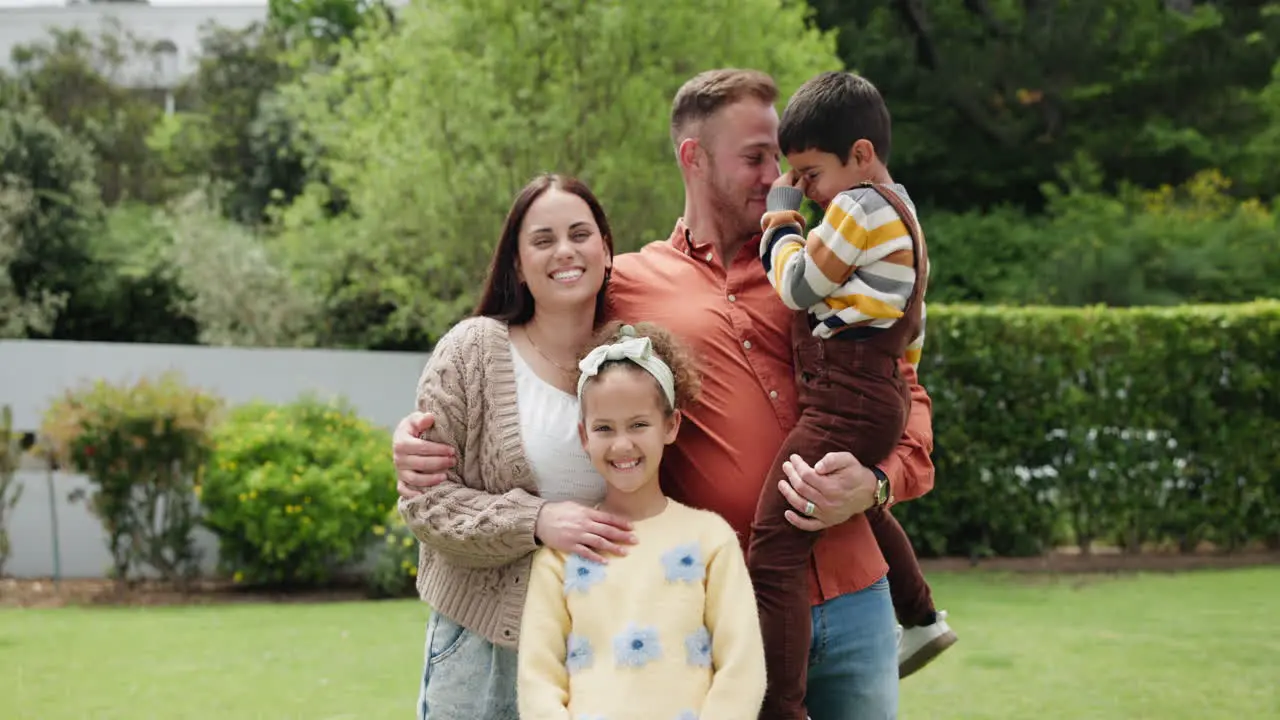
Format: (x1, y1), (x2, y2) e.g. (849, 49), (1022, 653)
(661, 500), (740, 549)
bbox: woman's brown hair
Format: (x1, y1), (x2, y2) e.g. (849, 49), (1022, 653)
(473, 173), (614, 325)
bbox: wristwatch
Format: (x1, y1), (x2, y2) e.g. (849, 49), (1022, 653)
(871, 466), (891, 507)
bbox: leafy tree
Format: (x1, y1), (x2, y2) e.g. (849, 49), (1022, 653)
(0, 106), (101, 337)
(278, 0), (841, 349)
(804, 0), (1280, 211)
(268, 0), (392, 46)
(3, 21), (169, 205)
(148, 23), (309, 225)
(0, 184), (63, 338)
(163, 190), (319, 347)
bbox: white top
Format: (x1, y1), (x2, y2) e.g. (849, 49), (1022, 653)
(511, 342), (607, 505)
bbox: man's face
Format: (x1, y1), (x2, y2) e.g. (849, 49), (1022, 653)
(698, 98), (781, 239)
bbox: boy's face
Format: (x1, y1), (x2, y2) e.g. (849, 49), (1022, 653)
(786, 140), (876, 210)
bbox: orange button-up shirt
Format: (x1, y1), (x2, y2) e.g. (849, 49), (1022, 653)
(608, 220), (935, 605)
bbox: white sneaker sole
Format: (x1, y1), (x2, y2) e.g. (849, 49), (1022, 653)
(899, 628), (958, 679)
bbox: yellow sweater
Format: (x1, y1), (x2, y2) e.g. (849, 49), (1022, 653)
(517, 500), (766, 720)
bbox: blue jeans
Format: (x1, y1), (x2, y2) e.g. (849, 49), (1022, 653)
(416, 612), (518, 720)
(805, 576), (899, 720)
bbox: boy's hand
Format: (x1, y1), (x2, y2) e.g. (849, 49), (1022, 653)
(772, 169), (800, 190)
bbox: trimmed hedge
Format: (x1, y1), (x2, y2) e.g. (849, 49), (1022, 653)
(895, 301), (1280, 558)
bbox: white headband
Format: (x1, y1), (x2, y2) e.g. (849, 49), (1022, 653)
(576, 325), (676, 409)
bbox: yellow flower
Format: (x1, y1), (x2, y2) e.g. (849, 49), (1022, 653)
(233, 571), (244, 583)
(372, 525), (386, 536)
(401, 537), (414, 548)
(238, 493), (247, 502)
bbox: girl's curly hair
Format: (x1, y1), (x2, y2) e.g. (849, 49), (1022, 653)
(577, 320), (701, 414)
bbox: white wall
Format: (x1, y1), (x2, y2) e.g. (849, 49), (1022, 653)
(1, 339), (429, 579)
(0, 4), (267, 87)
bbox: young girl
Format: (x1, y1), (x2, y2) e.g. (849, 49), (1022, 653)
(516, 322), (766, 720)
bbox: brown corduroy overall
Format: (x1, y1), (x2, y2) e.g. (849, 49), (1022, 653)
(747, 183), (931, 720)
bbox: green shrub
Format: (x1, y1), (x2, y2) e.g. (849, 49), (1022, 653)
(0, 404), (25, 577)
(897, 301), (1280, 557)
(924, 167), (1280, 308)
(39, 372), (222, 583)
(366, 508), (419, 598)
(201, 395), (396, 586)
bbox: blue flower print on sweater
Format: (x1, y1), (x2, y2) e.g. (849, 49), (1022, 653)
(684, 626), (712, 667)
(661, 542), (705, 583)
(563, 554), (606, 595)
(613, 623), (662, 668)
(674, 711), (698, 720)
(566, 633), (594, 674)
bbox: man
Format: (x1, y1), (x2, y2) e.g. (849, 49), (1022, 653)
(393, 69), (937, 719)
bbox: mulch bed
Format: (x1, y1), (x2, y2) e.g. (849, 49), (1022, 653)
(3, 549), (1277, 609)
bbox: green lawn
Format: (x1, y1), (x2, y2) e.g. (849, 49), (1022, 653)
(2, 567), (1277, 719)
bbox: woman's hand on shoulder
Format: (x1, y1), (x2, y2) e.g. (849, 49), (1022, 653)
(534, 502), (637, 564)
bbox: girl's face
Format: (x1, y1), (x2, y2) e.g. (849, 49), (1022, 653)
(516, 188), (612, 315)
(578, 366), (680, 496)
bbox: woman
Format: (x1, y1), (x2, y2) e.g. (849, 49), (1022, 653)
(399, 174), (637, 720)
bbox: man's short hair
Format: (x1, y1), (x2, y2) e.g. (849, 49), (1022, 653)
(670, 69), (778, 148)
(778, 71), (892, 165)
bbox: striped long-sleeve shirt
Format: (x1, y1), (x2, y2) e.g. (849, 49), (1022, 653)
(758, 184), (926, 368)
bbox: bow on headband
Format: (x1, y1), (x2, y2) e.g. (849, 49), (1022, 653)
(576, 325), (676, 408)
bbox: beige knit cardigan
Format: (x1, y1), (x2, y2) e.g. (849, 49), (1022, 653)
(398, 316), (547, 649)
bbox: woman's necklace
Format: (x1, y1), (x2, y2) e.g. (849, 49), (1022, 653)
(524, 325), (577, 375)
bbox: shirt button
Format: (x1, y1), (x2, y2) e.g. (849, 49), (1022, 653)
(769, 390), (778, 399)
(705, 252), (714, 262)
(727, 294), (736, 302)
(743, 340), (752, 350)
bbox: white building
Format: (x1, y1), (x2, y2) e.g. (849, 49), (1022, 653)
(0, 3), (269, 89)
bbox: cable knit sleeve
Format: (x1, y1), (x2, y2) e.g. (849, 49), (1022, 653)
(398, 319), (545, 569)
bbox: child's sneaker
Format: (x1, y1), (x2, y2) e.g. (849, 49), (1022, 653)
(897, 609), (957, 678)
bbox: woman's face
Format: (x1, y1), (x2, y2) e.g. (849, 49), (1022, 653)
(516, 188), (612, 314)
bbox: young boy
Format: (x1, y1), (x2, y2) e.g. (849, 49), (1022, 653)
(746, 71), (956, 719)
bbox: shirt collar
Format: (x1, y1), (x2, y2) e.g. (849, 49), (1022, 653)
(668, 218), (762, 259)
(669, 217), (706, 257)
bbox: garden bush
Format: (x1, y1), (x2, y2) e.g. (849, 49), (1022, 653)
(924, 166), (1280, 308)
(200, 395), (397, 586)
(897, 301), (1280, 558)
(0, 404), (25, 577)
(39, 372), (222, 583)
(366, 508), (419, 598)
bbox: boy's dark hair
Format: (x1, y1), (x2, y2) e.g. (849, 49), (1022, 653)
(778, 71), (892, 166)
